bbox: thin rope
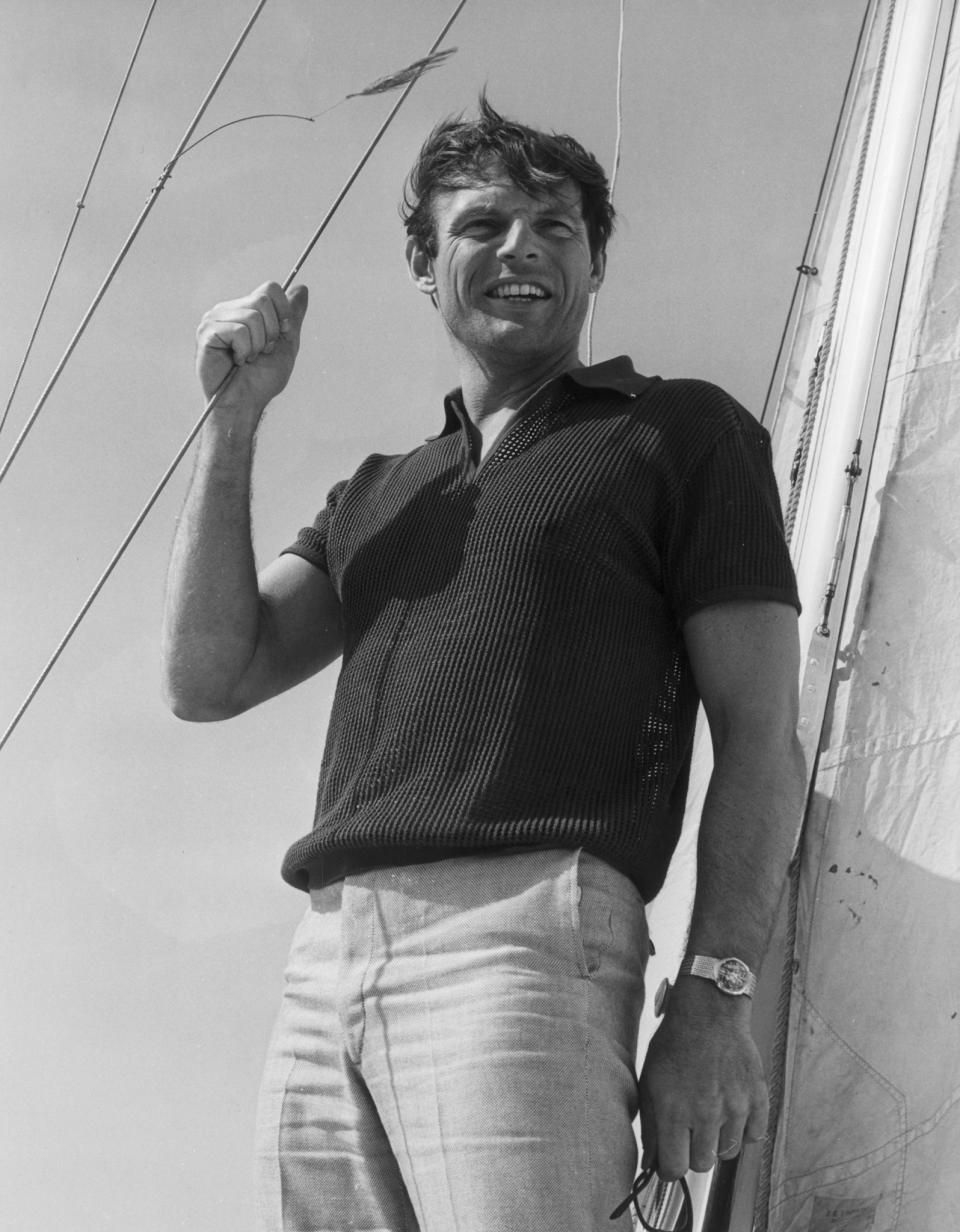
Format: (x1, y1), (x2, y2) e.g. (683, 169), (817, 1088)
(173, 47), (458, 163)
(0, 0), (470, 755)
(0, 0), (270, 491)
(760, 0), (874, 429)
(282, 1), (468, 288)
(176, 111), (323, 160)
(751, 852), (803, 1232)
(0, 0), (160, 443)
(783, 0), (898, 545)
(585, 0), (626, 365)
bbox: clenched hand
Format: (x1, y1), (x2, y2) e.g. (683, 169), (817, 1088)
(195, 280), (309, 429)
(637, 981), (769, 1181)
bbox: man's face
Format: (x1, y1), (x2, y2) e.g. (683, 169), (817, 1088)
(407, 167), (604, 368)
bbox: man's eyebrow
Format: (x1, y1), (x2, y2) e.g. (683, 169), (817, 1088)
(449, 199), (583, 228)
(452, 204), (502, 223)
(536, 197), (582, 218)
(444, 205), (505, 235)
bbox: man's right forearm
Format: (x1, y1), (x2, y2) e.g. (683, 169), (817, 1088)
(162, 413), (263, 720)
(165, 281), (309, 718)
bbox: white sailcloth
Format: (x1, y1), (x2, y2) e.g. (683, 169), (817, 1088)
(750, 1), (960, 1229)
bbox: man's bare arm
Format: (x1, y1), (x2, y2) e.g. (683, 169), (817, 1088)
(161, 281), (343, 721)
(638, 599), (806, 1180)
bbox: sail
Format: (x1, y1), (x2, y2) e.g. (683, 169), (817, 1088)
(728, 1), (960, 1228)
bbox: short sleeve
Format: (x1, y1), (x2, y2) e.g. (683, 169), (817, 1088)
(280, 479), (349, 574)
(665, 419), (800, 624)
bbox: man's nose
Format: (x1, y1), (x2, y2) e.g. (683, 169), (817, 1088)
(497, 218), (540, 261)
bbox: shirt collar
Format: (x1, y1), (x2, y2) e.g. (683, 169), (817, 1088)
(431, 356), (656, 439)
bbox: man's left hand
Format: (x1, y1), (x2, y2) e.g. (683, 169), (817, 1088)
(636, 981), (769, 1181)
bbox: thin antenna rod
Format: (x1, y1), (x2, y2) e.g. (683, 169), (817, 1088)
(0, 0), (270, 489)
(0, 0), (161, 442)
(0, 0), (470, 755)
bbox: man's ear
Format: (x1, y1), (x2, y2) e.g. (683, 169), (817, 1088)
(589, 251), (606, 292)
(406, 236), (437, 296)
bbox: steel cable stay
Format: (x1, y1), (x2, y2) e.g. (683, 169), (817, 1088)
(0, 0), (271, 491)
(0, 0), (469, 755)
(759, 0), (876, 430)
(170, 46), (458, 163)
(0, 0), (160, 444)
(0, 36), (456, 472)
(0, 8), (457, 492)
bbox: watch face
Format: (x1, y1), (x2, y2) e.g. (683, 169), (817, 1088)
(717, 957), (750, 994)
(654, 977), (671, 1017)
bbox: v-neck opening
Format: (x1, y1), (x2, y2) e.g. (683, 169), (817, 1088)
(458, 377), (572, 482)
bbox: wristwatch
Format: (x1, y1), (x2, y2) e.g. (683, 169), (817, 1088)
(654, 955), (757, 1018)
(679, 954), (757, 996)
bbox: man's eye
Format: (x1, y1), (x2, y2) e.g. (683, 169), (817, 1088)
(542, 219), (574, 234)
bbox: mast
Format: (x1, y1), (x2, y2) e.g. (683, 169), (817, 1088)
(709, 0), (960, 1227)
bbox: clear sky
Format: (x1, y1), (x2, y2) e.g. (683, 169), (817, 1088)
(0, 2), (864, 1228)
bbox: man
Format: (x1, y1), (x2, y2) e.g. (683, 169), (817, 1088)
(163, 98), (805, 1231)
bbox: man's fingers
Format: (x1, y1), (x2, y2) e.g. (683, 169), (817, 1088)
(639, 1127), (658, 1173)
(249, 289), (281, 354)
(652, 1120), (692, 1182)
(193, 280), (311, 408)
(209, 308), (269, 365)
(286, 283), (309, 331)
(193, 279), (311, 410)
(198, 281), (306, 364)
(716, 1117), (747, 1161)
(744, 1084), (770, 1145)
(200, 309), (262, 364)
(636, 1075), (658, 1171)
(689, 1120), (722, 1173)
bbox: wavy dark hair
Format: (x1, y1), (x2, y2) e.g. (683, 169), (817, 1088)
(402, 94), (615, 261)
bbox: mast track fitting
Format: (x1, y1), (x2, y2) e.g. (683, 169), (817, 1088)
(815, 439), (863, 638)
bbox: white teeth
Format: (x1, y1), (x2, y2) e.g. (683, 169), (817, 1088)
(490, 282), (547, 299)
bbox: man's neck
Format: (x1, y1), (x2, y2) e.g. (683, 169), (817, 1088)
(456, 345), (584, 426)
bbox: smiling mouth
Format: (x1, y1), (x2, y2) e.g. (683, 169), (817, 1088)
(486, 282), (551, 302)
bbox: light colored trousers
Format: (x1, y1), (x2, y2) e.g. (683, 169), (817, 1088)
(255, 846), (650, 1231)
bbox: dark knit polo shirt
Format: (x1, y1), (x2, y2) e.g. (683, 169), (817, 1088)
(280, 357), (799, 902)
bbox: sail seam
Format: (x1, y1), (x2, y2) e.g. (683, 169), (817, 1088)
(819, 719), (960, 767)
(770, 1083), (960, 1212)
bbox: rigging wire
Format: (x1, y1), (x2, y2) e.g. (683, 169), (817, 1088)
(759, 0), (875, 429)
(0, 0), (160, 443)
(781, 0), (898, 546)
(281, 6), (465, 288)
(585, 0), (627, 365)
(0, 0), (470, 756)
(170, 48), (457, 163)
(177, 111), (326, 158)
(0, 0), (270, 491)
